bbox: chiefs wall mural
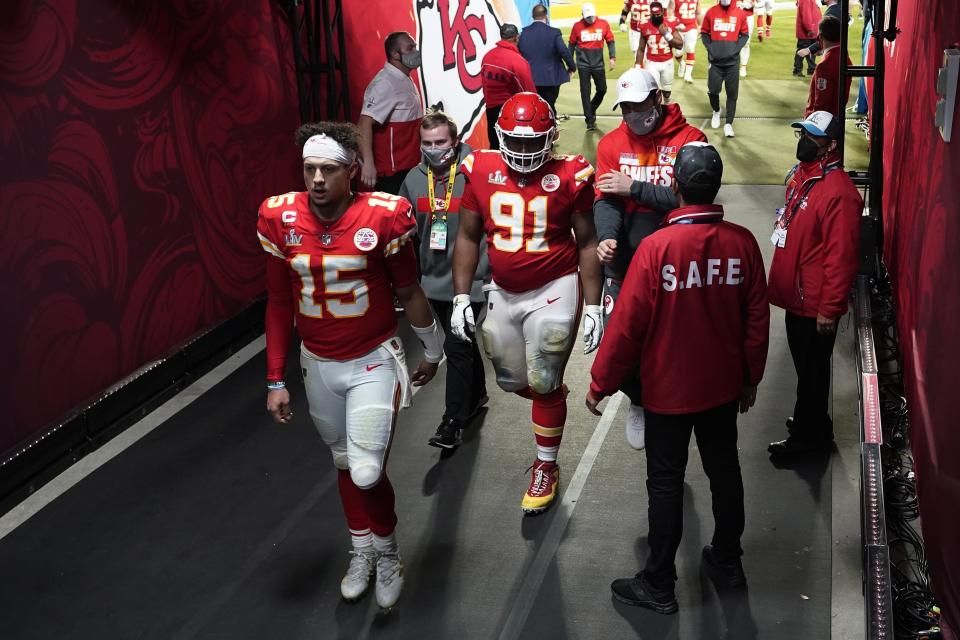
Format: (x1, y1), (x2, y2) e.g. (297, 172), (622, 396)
(0, 0), (301, 455)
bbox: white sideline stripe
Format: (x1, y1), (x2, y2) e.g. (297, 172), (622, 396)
(497, 392), (625, 640)
(0, 335), (269, 541)
(0, 333), (440, 541)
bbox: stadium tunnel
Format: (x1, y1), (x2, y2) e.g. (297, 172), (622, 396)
(1, 0), (958, 638)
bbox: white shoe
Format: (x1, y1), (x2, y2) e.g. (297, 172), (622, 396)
(684, 69), (694, 83)
(739, 66), (747, 77)
(625, 404), (646, 450)
(711, 111), (721, 129)
(375, 549), (404, 609)
(340, 547), (376, 601)
(677, 60), (686, 77)
(724, 123), (735, 138)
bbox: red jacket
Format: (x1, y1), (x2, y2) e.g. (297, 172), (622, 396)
(796, 0), (821, 39)
(480, 40), (535, 108)
(767, 153), (862, 319)
(806, 45), (853, 117)
(590, 204), (770, 414)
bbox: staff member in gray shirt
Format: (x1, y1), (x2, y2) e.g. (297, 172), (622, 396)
(399, 111), (490, 450)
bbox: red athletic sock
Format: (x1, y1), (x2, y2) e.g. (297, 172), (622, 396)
(686, 53), (695, 64)
(531, 387), (566, 461)
(337, 469), (370, 542)
(766, 15), (772, 26)
(756, 15), (763, 30)
(361, 472), (398, 537)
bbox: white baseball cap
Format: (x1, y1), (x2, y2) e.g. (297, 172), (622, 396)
(582, 3), (597, 17)
(791, 110), (841, 139)
(613, 68), (661, 108)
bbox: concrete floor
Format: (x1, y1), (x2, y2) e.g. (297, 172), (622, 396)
(0, 186), (864, 639)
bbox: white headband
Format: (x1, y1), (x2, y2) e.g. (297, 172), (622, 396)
(302, 133), (355, 164)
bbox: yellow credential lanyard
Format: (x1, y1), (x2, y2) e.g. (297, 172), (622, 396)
(426, 163), (457, 219)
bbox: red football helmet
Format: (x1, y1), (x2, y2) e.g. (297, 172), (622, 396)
(495, 92), (557, 173)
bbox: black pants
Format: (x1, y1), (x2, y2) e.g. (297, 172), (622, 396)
(794, 39), (817, 74)
(578, 67), (606, 125)
(784, 312), (837, 441)
(374, 169), (408, 195)
(643, 401), (744, 592)
(707, 63), (740, 124)
(536, 85), (560, 115)
(429, 299), (487, 424)
(486, 105), (503, 150)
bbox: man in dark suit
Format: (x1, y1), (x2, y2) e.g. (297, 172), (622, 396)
(518, 4), (576, 114)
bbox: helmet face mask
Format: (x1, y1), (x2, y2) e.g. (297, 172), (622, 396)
(496, 128), (555, 173)
(495, 92), (557, 174)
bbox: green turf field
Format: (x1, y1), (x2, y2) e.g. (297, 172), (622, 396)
(553, 9), (870, 184)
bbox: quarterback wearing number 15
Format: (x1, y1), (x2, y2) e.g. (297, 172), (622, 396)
(256, 122), (443, 611)
(451, 93), (604, 516)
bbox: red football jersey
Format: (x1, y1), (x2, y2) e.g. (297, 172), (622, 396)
(640, 16), (683, 61)
(257, 191), (417, 375)
(676, 0), (700, 28)
(625, 0), (652, 31)
(460, 151), (595, 293)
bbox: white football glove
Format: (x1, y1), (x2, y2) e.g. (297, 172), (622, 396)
(450, 294), (476, 343)
(619, 21), (628, 32)
(583, 305), (603, 354)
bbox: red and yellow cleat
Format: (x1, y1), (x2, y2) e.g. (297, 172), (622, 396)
(521, 460), (560, 515)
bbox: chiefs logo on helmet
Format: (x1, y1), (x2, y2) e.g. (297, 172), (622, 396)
(495, 92), (558, 174)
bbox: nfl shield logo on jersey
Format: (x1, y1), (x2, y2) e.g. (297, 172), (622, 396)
(415, 0), (510, 141)
(354, 228), (378, 251)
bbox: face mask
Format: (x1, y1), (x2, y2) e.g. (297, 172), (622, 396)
(624, 106), (660, 135)
(400, 50), (422, 68)
(795, 135), (823, 162)
(719, 0), (731, 6)
(584, 16), (596, 24)
(422, 145), (456, 167)
(651, 14), (664, 26)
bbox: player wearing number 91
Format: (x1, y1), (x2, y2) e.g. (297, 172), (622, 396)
(256, 121), (444, 611)
(451, 92), (603, 516)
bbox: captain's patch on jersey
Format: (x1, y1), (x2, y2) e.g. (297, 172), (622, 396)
(354, 227), (378, 251)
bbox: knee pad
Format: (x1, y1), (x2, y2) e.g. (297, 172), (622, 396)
(347, 405), (392, 488)
(480, 319), (527, 392)
(527, 319), (572, 394)
(350, 464), (383, 490)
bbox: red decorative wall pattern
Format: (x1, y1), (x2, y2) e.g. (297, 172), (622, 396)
(0, 0), (301, 454)
(882, 1), (960, 636)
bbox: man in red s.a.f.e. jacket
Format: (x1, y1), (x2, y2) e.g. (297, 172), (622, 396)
(587, 142), (769, 612)
(767, 111), (862, 458)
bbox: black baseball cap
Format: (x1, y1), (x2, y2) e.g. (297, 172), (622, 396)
(674, 142), (723, 188)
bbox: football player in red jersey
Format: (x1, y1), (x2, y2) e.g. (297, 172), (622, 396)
(450, 93), (603, 515)
(674, 0), (701, 82)
(621, 0), (653, 56)
(257, 121), (443, 610)
(635, 1), (684, 103)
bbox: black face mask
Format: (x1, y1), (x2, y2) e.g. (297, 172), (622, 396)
(796, 136), (822, 162)
(651, 14), (664, 26)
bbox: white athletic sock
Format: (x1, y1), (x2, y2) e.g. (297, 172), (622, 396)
(350, 528), (373, 550)
(372, 531), (398, 553)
